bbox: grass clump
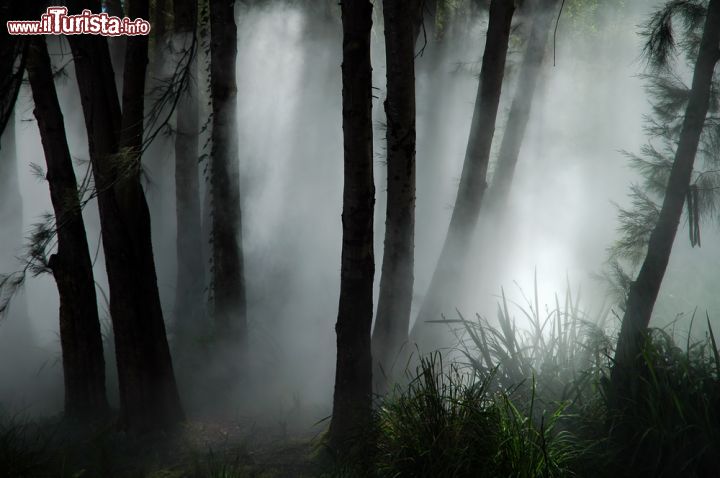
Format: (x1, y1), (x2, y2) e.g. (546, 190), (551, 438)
(491, 386), (577, 478)
(375, 353), (578, 477)
(371, 279), (720, 477)
(375, 354), (494, 477)
(600, 323), (720, 477)
(0, 414), (52, 477)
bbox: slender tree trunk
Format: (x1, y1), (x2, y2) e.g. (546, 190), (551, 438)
(0, 113), (20, 259)
(373, 0), (419, 384)
(0, 4), (27, 137)
(153, 0), (169, 76)
(174, 0), (205, 340)
(67, 0), (184, 431)
(329, 0), (375, 453)
(26, 36), (109, 418)
(209, 0), (246, 343)
(485, 0), (557, 213)
(103, 0), (126, 94)
(155, 0), (168, 40)
(411, 0), (515, 347)
(104, 0), (123, 16)
(611, 0), (720, 398)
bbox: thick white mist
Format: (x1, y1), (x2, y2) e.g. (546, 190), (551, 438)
(3, 0), (720, 424)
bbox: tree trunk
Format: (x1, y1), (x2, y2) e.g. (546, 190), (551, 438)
(155, 0), (168, 40)
(329, 0), (375, 453)
(372, 0), (419, 385)
(103, 0), (126, 95)
(411, 0), (515, 347)
(174, 0), (205, 341)
(209, 0), (247, 344)
(611, 0), (720, 398)
(153, 0), (169, 76)
(104, 0), (123, 16)
(26, 36), (109, 418)
(0, 3), (27, 137)
(485, 0), (557, 213)
(67, 0), (184, 431)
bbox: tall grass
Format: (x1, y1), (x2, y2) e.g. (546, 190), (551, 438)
(375, 353), (577, 477)
(601, 323), (720, 477)
(376, 354), (494, 477)
(0, 414), (51, 477)
(374, 278), (720, 477)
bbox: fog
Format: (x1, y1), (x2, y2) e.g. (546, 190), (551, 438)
(2, 0), (719, 431)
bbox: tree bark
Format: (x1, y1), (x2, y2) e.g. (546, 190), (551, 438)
(485, 0), (557, 213)
(155, 0), (168, 40)
(0, 3), (28, 137)
(411, 0), (515, 348)
(104, 0), (124, 16)
(103, 0), (126, 94)
(153, 0), (169, 77)
(209, 0), (246, 345)
(329, 0), (375, 453)
(373, 0), (419, 385)
(26, 36), (109, 418)
(173, 0), (205, 343)
(67, 0), (184, 431)
(611, 0), (720, 397)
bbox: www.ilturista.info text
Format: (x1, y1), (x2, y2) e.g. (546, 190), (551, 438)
(7, 7), (151, 36)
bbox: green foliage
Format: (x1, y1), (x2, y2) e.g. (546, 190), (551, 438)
(191, 450), (252, 478)
(375, 283), (720, 477)
(374, 352), (578, 477)
(560, 0), (637, 39)
(440, 277), (612, 403)
(610, 184), (660, 265)
(376, 354), (495, 477)
(605, 0), (720, 300)
(601, 325), (720, 476)
(0, 415), (51, 478)
(491, 390), (577, 478)
(640, 0), (707, 71)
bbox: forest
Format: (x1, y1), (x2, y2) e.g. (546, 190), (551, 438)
(1, 0), (720, 476)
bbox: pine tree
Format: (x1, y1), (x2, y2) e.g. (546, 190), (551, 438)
(608, 0), (720, 402)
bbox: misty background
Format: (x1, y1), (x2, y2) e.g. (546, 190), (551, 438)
(1, 0), (717, 427)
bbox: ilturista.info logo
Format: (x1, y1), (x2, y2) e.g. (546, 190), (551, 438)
(7, 7), (151, 36)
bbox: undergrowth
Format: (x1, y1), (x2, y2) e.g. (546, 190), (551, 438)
(361, 280), (720, 477)
(2, 281), (720, 477)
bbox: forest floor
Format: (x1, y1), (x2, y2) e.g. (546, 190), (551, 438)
(6, 416), (326, 477)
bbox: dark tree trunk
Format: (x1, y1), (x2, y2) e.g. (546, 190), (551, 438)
(485, 0), (557, 213)
(611, 0), (720, 398)
(67, 0), (184, 431)
(0, 3), (28, 137)
(26, 36), (109, 418)
(103, 0), (126, 93)
(411, 0), (515, 347)
(373, 0), (419, 385)
(209, 0), (246, 343)
(104, 0), (124, 16)
(153, 0), (169, 76)
(174, 0), (205, 339)
(329, 0), (375, 453)
(155, 0), (168, 39)
(0, 112), (20, 258)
